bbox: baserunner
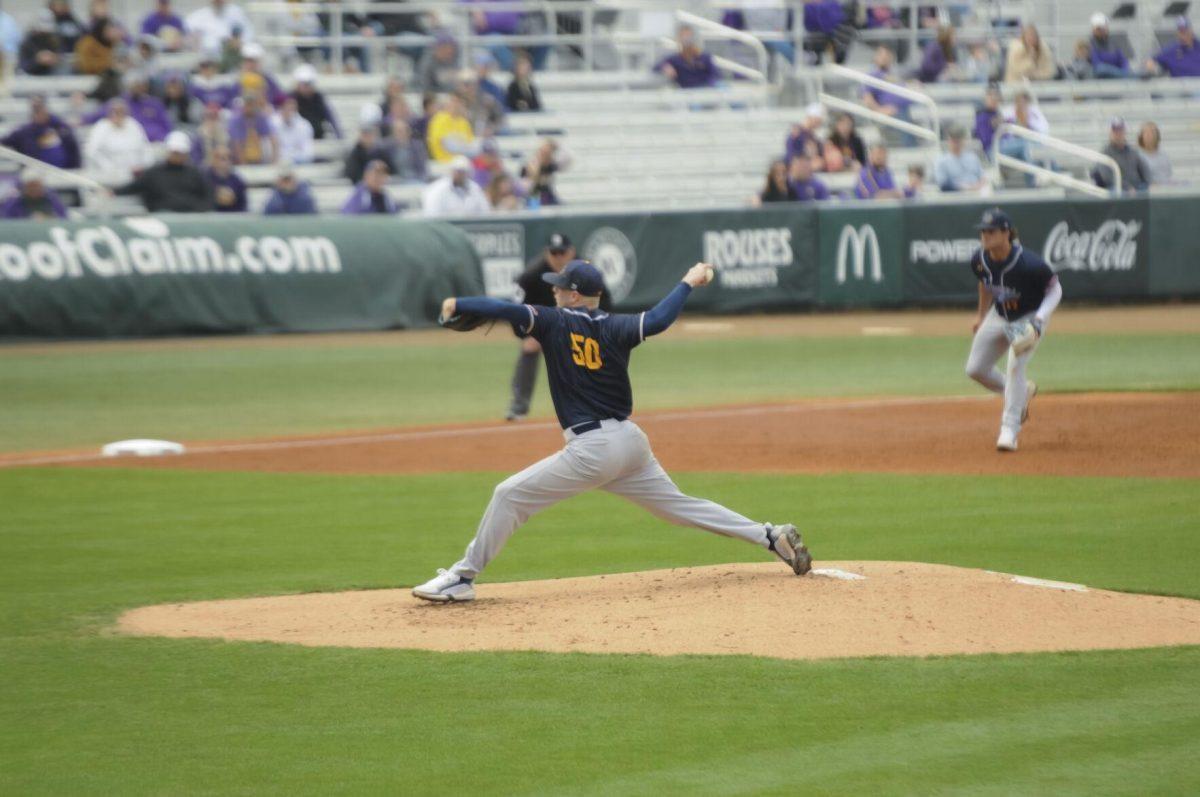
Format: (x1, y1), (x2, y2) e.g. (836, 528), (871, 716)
(413, 259), (812, 602)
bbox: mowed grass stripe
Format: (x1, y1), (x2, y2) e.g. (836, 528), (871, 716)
(2, 333), (1199, 452)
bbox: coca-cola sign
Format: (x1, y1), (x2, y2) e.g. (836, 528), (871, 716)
(1043, 219), (1141, 272)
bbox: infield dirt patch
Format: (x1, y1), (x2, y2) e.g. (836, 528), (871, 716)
(118, 562), (1200, 660)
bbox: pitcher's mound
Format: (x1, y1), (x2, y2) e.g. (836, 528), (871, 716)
(118, 562), (1200, 660)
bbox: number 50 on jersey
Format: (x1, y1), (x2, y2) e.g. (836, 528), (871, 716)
(570, 333), (603, 370)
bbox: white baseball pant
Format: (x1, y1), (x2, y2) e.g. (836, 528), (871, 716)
(965, 308), (1039, 432)
(448, 419), (772, 579)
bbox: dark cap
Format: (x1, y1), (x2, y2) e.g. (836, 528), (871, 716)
(974, 207), (1013, 231)
(545, 232), (572, 251)
(542, 259), (604, 296)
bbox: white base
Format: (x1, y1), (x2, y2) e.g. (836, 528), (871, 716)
(101, 439), (186, 458)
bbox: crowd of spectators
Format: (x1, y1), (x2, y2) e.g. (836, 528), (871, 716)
(0, 0), (570, 218)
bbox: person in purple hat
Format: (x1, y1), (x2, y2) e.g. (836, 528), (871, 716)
(0, 169), (68, 220)
(1145, 17), (1200, 77)
(1, 95), (81, 170)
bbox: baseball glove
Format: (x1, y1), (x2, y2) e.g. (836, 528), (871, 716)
(439, 311), (493, 333)
(1005, 319), (1042, 355)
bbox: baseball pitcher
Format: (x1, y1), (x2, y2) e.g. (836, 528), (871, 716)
(414, 260), (812, 602)
(965, 208), (1064, 451)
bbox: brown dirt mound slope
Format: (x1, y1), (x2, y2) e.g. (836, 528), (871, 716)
(27, 391), (1200, 478)
(117, 562), (1200, 660)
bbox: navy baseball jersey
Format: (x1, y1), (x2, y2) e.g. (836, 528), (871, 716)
(515, 304), (643, 429)
(969, 244), (1056, 321)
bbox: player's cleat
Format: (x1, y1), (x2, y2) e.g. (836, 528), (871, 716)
(505, 410), (527, 422)
(1021, 380), (1038, 424)
(767, 523), (813, 576)
(996, 427), (1018, 452)
(412, 569), (476, 602)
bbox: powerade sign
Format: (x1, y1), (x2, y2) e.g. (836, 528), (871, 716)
(0, 217), (341, 282)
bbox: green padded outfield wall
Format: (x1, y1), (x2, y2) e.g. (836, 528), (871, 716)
(0, 216), (482, 338)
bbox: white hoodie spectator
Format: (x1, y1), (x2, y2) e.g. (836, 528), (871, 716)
(423, 156), (490, 217)
(185, 0), (253, 54)
(272, 97), (314, 164)
(84, 100), (152, 179)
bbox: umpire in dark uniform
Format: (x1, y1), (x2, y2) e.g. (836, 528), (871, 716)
(506, 232), (611, 420)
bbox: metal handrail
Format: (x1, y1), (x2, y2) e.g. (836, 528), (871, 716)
(821, 64), (941, 143)
(0, 143), (109, 214)
(818, 93), (939, 142)
(675, 9), (769, 82)
(991, 124), (1120, 198)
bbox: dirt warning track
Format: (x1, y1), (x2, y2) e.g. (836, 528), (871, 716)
(21, 391), (1200, 479)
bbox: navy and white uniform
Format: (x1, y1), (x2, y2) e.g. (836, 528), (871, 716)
(965, 237), (1062, 435)
(444, 280), (775, 581)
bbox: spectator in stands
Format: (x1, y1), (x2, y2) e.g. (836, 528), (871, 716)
(196, 100), (229, 164)
(116, 74), (172, 142)
(379, 77), (409, 125)
(386, 119), (427, 181)
(934, 125), (986, 193)
(0, 2), (20, 66)
(468, 1), (519, 72)
(416, 30), (462, 95)
(785, 103), (826, 166)
(1004, 23), (1056, 83)
(906, 165), (926, 198)
(73, 17), (120, 75)
(1093, 117), (1150, 193)
(140, 0), (185, 51)
(973, 84), (1003, 157)
(506, 51), (542, 112)
(423, 155), (491, 216)
(1137, 121), (1173, 184)
(113, 130), (212, 211)
(961, 40), (1001, 83)
(755, 160), (797, 204)
(206, 145), (247, 211)
(19, 12), (63, 76)
(823, 112), (866, 173)
(49, 0), (85, 53)
(1089, 13), (1131, 79)
(916, 25), (958, 83)
(344, 115), (396, 183)
(855, 144), (905, 200)
(228, 93), (277, 165)
(787, 154), (830, 201)
(216, 22), (244, 72)
(656, 25), (719, 89)
(472, 139), (506, 188)
(186, 0), (253, 55)
(291, 64), (341, 140)
(0, 169), (68, 220)
(1064, 39), (1095, 80)
(486, 173), (522, 211)
(161, 73), (197, 128)
(190, 57), (233, 107)
(411, 92), (436, 150)
(1145, 17), (1200, 78)
(861, 46), (913, 122)
(803, 0), (850, 65)
(458, 74), (505, 135)
(342, 159), (400, 215)
(263, 162), (316, 214)
(84, 98), (152, 179)
(2, 95), (81, 170)
(1002, 90), (1048, 136)
(474, 52), (508, 110)
(426, 93), (476, 163)
(234, 42), (285, 107)
(521, 138), (569, 207)
(272, 96), (314, 164)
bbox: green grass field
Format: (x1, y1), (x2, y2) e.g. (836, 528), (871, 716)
(2, 318), (1199, 794)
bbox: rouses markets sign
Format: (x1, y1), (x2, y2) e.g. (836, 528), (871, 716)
(701, 226), (794, 288)
(0, 217), (340, 282)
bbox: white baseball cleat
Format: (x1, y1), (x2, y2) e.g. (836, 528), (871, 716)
(412, 569), (476, 602)
(996, 427), (1018, 452)
(767, 523), (813, 576)
(1021, 380), (1038, 424)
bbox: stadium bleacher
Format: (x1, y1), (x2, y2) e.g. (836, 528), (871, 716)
(1, 1), (1198, 219)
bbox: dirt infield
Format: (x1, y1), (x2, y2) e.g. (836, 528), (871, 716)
(25, 391), (1199, 478)
(117, 562), (1200, 660)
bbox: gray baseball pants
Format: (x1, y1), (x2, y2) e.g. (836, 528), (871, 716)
(965, 308), (1039, 432)
(449, 419), (772, 579)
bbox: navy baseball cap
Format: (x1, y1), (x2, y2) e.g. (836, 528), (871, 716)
(545, 232), (572, 252)
(975, 207), (1013, 231)
(542, 259), (604, 296)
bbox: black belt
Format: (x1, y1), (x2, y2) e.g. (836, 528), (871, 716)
(569, 420), (603, 435)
